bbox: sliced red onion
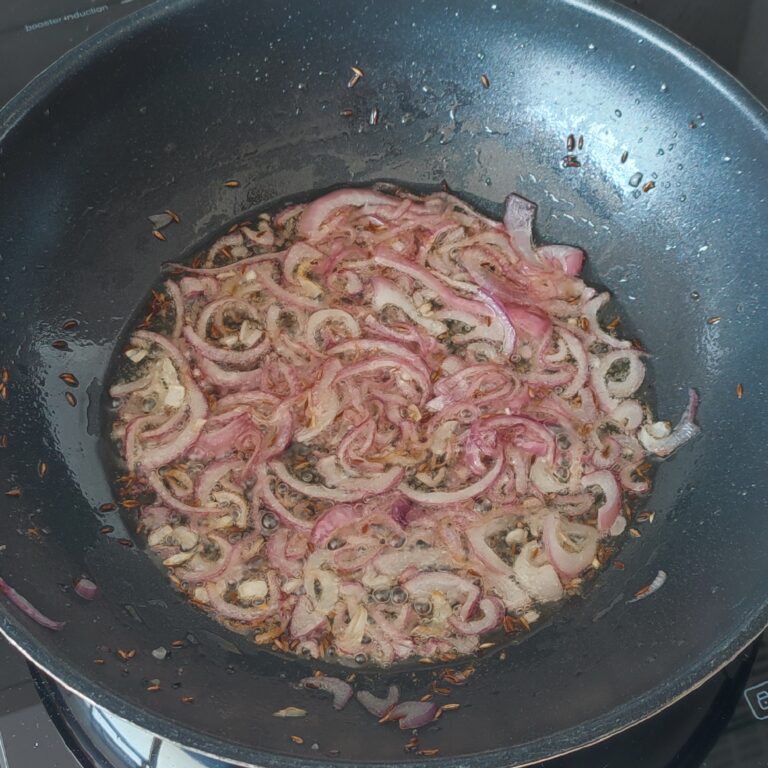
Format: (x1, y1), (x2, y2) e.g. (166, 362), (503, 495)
(542, 514), (598, 579)
(356, 685), (400, 717)
(399, 454), (503, 505)
(289, 595), (327, 639)
(512, 543), (563, 602)
(470, 415), (555, 464)
(371, 277), (448, 337)
(205, 575), (278, 623)
(176, 534), (235, 584)
(196, 356), (264, 392)
(254, 263), (320, 310)
(383, 700), (438, 730)
(583, 293), (631, 349)
(310, 504), (359, 546)
(165, 279), (185, 339)
(449, 596), (504, 635)
(592, 435), (621, 469)
(305, 308), (360, 349)
(0, 577), (65, 630)
(611, 399), (644, 431)
(298, 188), (398, 238)
(582, 469), (622, 532)
(328, 338), (432, 386)
(148, 473), (221, 519)
(538, 244), (585, 276)
(256, 465), (314, 532)
(502, 193), (539, 265)
(638, 388), (700, 457)
(180, 275), (219, 298)
(73, 577), (99, 601)
(109, 373), (153, 398)
(300, 676), (354, 710)
(111, 186), (700, 666)
(404, 572), (481, 622)
(373, 251), (494, 319)
(266, 529), (302, 578)
(270, 460), (403, 503)
(183, 325), (269, 368)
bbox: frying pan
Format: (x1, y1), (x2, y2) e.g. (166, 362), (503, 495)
(0, 0), (766, 766)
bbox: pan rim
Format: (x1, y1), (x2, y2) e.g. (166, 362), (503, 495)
(0, 0), (766, 765)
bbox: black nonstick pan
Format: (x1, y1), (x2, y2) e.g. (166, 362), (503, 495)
(0, 1), (766, 766)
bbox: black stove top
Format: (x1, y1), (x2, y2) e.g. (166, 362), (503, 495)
(1, 1), (767, 767)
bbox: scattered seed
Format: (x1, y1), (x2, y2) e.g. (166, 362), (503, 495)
(503, 615), (515, 634)
(339, 109), (354, 117)
(118, 538), (134, 548)
(642, 180), (656, 193)
(567, 134), (575, 152)
(37, 461), (48, 478)
(52, 340), (69, 350)
(629, 528), (641, 538)
(420, 693), (434, 702)
(689, 121), (697, 129)
(404, 737), (419, 752)
(0, 435), (7, 448)
(478, 642), (496, 650)
(417, 748), (440, 757)
(59, 372), (79, 387)
(146, 681), (161, 692)
(94, 658), (105, 665)
(562, 154), (581, 168)
(606, 316), (621, 330)
(65, 392), (77, 407)
(736, 383), (744, 399)
(431, 684), (451, 696)
(290, 735), (304, 745)
(117, 648), (136, 661)
(167, 209), (181, 223)
(441, 703), (460, 711)
(5, 488), (21, 497)
(171, 639), (186, 648)
(274, 707), (307, 718)
(480, 74), (490, 88)
(620, 149), (629, 164)
(649, 511), (656, 523)
(418, 657), (434, 665)
(706, 315), (721, 325)
(121, 499), (140, 509)
(369, 106), (379, 126)
(1, 368), (8, 383)
(152, 229), (167, 242)
(99, 525), (114, 535)
(518, 614), (531, 631)
(347, 72), (362, 88)
(99, 502), (116, 512)
(613, 560), (625, 570)
(351, 65), (364, 78)
(181, 696), (195, 704)
(577, 134), (584, 150)
(224, 180), (241, 188)
(0, 384), (6, 401)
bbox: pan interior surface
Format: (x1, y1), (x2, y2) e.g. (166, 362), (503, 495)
(0, 0), (766, 766)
